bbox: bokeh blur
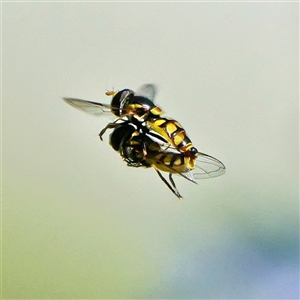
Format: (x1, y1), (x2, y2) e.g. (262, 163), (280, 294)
(2, 2), (298, 299)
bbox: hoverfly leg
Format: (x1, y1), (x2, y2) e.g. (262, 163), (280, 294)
(168, 173), (183, 199)
(155, 169), (183, 199)
(125, 160), (142, 168)
(99, 119), (123, 141)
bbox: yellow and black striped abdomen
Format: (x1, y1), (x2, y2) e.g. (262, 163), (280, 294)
(146, 152), (196, 174)
(148, 118), (194, 153)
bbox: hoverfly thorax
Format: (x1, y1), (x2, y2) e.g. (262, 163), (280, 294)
(129, 96), (163, 119)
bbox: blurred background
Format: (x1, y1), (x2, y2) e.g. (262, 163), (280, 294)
(2, 2), (298, 299)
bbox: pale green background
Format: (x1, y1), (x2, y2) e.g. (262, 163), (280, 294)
(2, 2), (298, 299)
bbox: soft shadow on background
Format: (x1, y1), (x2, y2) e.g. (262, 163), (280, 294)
(2, 2), (298, 299)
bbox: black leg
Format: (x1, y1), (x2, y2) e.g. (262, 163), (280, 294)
(169, 173), (182, 199)
(155, 169), (183, 199)
(99, 119), (122, 141)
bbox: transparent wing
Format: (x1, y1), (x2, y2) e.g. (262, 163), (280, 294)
(177, 169), (196, 183)
(135, 84), (156, 101)
(194, 152), (226, 179)
(63, 98), (112, 116)
(146, 130), (175, 151)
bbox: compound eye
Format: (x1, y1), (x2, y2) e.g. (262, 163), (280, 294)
(109, 124), (135, 151)
(111, 89), (134, 116)
(125, 145), (144, 162)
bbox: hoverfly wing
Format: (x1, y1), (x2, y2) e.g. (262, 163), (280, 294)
(63, 98), (111, 116)
(179, 170), (196, 183)
(194, 152), (226, 179)
(146, 131), (174, 151)
(135, 84), (156, 101)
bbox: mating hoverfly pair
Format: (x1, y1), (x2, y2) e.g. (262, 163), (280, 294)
(63, 84), (225, 199)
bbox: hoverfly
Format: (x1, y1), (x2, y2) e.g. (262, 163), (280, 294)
(101, 86), (200, 160)
(109, 122), (226, 199)
(63, 84), (226, 198)
(64, 85), (197, 156)
(100, 86), (210, 181)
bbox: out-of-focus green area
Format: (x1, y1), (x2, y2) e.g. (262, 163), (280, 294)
(2, 2), (298, 299)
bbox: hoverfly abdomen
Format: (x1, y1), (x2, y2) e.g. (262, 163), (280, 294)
(148, 118), (196, 155)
